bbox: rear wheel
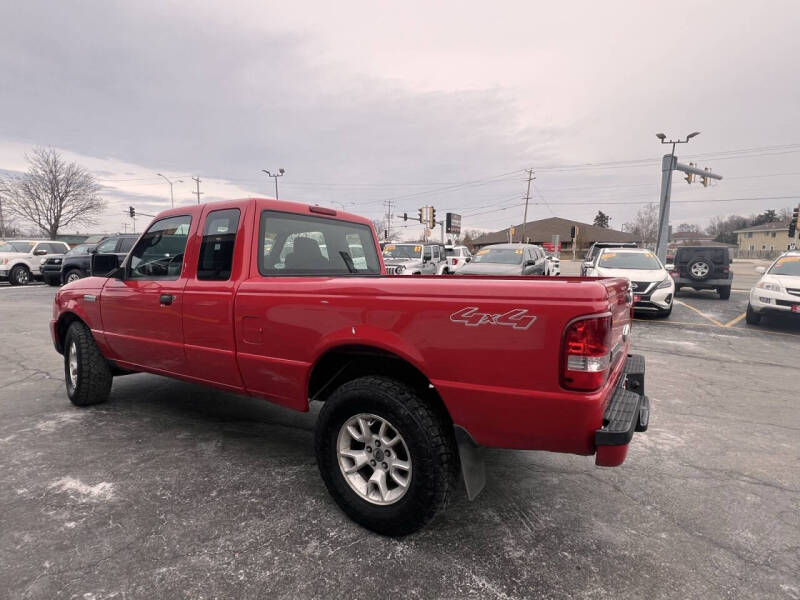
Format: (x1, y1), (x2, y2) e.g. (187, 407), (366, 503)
(745, 303), (761, 325)
(10, 265), (31, 286)
(64, 321), (112, 406)
(718, 286), (731, 300)
(315, 376), (457, 536)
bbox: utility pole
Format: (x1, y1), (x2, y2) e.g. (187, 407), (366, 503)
(191, 176), (203, 204)
(0, 194), (5, 239)
(654, 132), (722, 262)
(383, 200), (395, 240)
(521, 168), (535, 244)
(262, 168), (285, 199)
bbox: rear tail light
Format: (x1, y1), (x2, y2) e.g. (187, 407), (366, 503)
(561, 315), (612, 391)
(670, 270), (680, 278)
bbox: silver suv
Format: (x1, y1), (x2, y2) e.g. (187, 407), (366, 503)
(382, 242), (449, 275)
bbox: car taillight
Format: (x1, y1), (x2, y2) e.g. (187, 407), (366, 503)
(671, 270), (680, 278)
(561, 315), (612, 391)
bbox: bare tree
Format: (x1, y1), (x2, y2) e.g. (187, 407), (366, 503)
(622, 203), (658, 243)
(0, 148), (105, 239)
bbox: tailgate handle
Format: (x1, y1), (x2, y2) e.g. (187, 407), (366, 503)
(159, 294), (174, 306)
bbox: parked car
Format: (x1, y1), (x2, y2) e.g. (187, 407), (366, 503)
(59, 234), (137, 284)
(670, 246), (733, 299)
(581, 242), (639, 275)
(382, 242), (448, 275)
(0, 239), (70, 285)
(444, 245), (472, 273)
(456, 243), (547, 276)
(51, 198), (648, 536)
(586, 248), (674, 317)
(746, 251), (800, 324)
(41, 243), (98, 286)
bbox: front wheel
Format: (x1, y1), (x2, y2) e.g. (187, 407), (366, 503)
(64, 269), (83, 284)
(745, 303), (761, 325)
(10, 265), (31, 286)
(315, 376), (457, 536)
(64, 321), (113, 406)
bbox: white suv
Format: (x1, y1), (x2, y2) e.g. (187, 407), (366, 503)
(0, 239), (70, 285)
(585, 247), (674, 317)
(746, 251), (800, 324)
(444, 245), (472, 273)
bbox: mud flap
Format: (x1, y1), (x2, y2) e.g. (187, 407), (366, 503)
(454, 426), (486, 500)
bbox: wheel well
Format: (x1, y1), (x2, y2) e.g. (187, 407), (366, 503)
(308, 345), (452, 425)
(55, 312), (84, 354)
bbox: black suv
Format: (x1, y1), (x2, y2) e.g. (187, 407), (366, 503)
(671, 246), (733, 299)
(60, 234), (138, 284)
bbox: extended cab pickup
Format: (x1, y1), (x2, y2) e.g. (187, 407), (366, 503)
(51, 198), (649, 535)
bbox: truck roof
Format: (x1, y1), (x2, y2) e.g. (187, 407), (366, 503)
(149, 198), (375, 229)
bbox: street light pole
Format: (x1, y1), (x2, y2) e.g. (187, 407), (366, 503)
(654, 132), (721, 262)
(156, 173), (183, 209)
(262, 168), (286, 200)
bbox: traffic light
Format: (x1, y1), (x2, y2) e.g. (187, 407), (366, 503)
(701, 167), (710, 187)
(570, 225), (576, 239)
(429, 207), (437, 229)
(384, 229), (388, 240)
(403, 212), (408, 222)
(685, 162), (695, 184)
(789, 206), (799, 238)
(129, 206), (135, 218)
(418, 207), (425, 224)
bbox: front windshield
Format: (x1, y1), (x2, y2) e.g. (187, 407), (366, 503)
(769, 255), (800, 276)
(0, 241), (34, 252)
(66, 244), (94, 256)
(473, 247), (523, 264)
(598, 251), (662, 270)
(383, 244), (421, 259)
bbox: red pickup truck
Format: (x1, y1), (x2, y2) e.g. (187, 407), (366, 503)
(51, 198), (649, 535)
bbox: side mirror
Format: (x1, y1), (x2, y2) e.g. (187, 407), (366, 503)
(34, 249), (47, 256)
(583, 261), (593, 268)
(91, 253), (122, 278)
(465, 257), (472, 263)
(525, 259), (536, 266)
(755, 266), (766, 274)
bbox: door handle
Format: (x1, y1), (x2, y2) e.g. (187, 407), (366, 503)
(159, 294), (175, 306)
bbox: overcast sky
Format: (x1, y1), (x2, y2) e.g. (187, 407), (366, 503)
(1, 0), (799, 238)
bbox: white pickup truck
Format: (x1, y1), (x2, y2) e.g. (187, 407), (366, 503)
(0, 239), (70, 285)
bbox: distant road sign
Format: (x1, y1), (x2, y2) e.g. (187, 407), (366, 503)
(446, 213), (461, 234)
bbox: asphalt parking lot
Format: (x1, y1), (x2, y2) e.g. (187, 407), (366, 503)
(1, 282), (799, 599)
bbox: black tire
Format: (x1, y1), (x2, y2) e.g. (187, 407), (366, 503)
(315, 376), (458, 536)
(718, 286), (731, 300)
(745, 303), (761, 325)
(63, 269), (84, 284)
(687, 257), (714, 282)
(10, 265), (31, 286)
(64, 321), (112, 406)
(674, 284), (682, 294)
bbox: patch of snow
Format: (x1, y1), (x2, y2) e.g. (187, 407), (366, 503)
(49, 477), (115, 502)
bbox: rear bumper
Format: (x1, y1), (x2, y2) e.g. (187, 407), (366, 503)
(673, 276), (731, 289)
(594, 353), (649, 467)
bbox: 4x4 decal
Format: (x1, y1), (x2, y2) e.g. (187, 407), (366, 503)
(450, 307), (537, 330)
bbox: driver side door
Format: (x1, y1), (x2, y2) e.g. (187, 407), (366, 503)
(100, 215), (194, 374)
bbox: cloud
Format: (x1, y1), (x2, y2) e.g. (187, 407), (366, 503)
(1, 0), (799, 237)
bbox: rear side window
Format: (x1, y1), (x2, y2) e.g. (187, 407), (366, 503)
(258, 211), (380, 276)
(197, 209), (240, 281)
(128, 215), (192, 279)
